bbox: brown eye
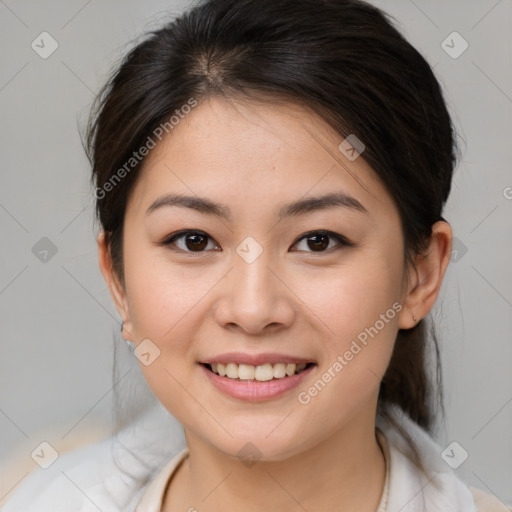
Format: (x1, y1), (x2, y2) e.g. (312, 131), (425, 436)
(162, 230), (220, 253)
(184, 232), (208, 251)
(305, 233), (330, 251)
(292, 230), (352, 253)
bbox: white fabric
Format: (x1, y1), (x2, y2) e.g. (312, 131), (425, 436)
(2, 403), (186, 512)
(3, 404), (507, 512)
(379, 407), (477, 511)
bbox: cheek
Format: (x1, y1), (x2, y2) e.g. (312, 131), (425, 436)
(292, 253), (402, 398)
(294, 252), (402, 344)
(292, 291), (399, 442)
(123, 262), (213, 426)
(123, 241), (215, 342)
(120, 245), (201, 395)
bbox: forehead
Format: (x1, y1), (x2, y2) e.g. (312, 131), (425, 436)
(126, 96), (396, 221)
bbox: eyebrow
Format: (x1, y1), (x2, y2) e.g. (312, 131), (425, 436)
(145, 192), (367, 220)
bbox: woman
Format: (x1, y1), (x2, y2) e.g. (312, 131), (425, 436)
(5, 0), (509, 510)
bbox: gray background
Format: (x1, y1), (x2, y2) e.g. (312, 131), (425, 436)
(1, 0), (511, 506)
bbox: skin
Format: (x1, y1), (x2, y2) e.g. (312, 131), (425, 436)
(98, 96), (452, 511)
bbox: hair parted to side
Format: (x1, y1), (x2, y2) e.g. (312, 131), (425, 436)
(85, 0), (458, 472)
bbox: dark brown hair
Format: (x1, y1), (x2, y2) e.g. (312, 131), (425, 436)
(86, 0), (458, 469)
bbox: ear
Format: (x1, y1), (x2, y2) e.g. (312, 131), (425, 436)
(397, 221), (452, 329)
(97, 231), (135, 341)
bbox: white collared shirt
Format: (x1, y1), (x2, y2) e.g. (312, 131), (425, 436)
(3, 405), (509, 512)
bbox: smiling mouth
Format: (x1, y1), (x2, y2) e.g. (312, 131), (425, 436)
(202, 362), (315, 382)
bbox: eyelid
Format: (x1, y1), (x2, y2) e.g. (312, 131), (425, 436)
(160, 229), (221, 253)
(161, 229), (208, 244)
(160, 229), (353, 254)
(290, 230), (354, 252)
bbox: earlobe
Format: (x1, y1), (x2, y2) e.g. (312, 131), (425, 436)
(97, 231), (134, 340)
(397, 221), (453, 330)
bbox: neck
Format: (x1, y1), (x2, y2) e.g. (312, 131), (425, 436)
(164, 406), (386, 511)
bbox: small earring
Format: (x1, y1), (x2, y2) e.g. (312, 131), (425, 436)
(120, 322), (134, 347)
(413, 315), (417, 322)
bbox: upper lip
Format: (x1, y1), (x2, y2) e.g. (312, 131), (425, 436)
(201, 352), (315, 366)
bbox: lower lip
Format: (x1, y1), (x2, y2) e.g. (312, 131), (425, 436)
(200, 364), (315, 402)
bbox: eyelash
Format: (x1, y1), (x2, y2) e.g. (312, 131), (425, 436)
(160, 229), (354, 255)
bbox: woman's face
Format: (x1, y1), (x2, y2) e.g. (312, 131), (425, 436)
(111, 97), (414, 460)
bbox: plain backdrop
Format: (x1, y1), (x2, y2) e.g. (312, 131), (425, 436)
(1, 0), (511, 506)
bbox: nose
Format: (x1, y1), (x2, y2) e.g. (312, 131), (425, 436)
(213, 249), (296, 335)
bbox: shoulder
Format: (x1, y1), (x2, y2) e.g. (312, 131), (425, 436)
(469, 487), (512, 512)
(376, 405), (511, 512)
(2, 436), (127, 512)
(3, 407), (187, 512)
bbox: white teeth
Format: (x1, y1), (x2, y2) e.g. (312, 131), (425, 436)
(255, 363), (274, 381)
(273, 363), (286, 378)
(238, 364), (255, 380)
(226, 363), (238, 379)
(208, 362), (310, 381)
(286, 363), (296, 376)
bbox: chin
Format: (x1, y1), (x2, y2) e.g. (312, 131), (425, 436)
(200, 421), (313, 463)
